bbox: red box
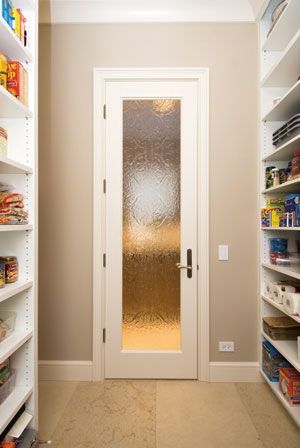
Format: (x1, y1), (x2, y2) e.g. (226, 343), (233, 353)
(7, 61), (28, 106)
(279, 367), (300, 406)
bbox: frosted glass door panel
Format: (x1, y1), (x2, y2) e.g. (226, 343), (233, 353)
(122, 99), (181, 350)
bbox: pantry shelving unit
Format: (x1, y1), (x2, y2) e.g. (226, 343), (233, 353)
(0, 0), (38, 443)
(259, 0), (300, 428)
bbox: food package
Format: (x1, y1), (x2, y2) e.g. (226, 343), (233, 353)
(12, 8), (21, 38)
(279, 367), (300, 406)
(7, 61), (28, 106)
(0, 53), (7, 88)
(0, 127), (7, 156)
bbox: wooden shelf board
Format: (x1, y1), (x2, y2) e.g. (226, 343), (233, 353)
(0, 155), (32, 174)
(262, 177), (300, 194)
(0, 280), (33, 304)
(0, 330), (33, 364)
(262, 0), (300, 52)
(261, 295), (300, 324)
(262, 80), (300, 122)
(0, 86), (32, 118)
(262, 331), (300, 372)
(0, 387), (33, 434)
(262, 134), (300, 162)
(262, 29), (300, 88)
(262, 262), (300, 281)
(260, 369), (300, 428)
(0, 17), (32, 63)
(0, 225), (33, 232)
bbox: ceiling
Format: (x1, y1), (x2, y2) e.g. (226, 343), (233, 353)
(39, 0), (267, 24)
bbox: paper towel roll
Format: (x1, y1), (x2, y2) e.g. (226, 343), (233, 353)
(266, 280), (275, 299)
(283, 292), (300, 316)
(271, 284), (296, 304)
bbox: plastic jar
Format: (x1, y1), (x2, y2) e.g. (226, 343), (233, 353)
(0, 257), (18, 283)
(291, 152), (300, 178)
(269, 238), (288, 253)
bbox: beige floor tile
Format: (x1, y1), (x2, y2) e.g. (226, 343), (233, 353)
(38, 380), (79, 440)
(50, 380), (156, 448)
(156, 381), (263, 448)
(236, 383), (300, 448)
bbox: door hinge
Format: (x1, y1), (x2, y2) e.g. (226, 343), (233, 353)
(103, 104), (106, 119)
(103, 253), (106, 267)
(103, 179), (106, 194)
(103, 328), (106, 343)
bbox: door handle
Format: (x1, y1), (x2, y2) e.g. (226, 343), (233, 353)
(176, 249), (192, 278)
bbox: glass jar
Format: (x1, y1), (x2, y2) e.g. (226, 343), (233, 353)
(0, 262), (5, 288)
(0, 256), (18, 283)
(291, 152), (300, 179)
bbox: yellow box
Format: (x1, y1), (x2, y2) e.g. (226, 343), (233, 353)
(12, 8), (21, 38)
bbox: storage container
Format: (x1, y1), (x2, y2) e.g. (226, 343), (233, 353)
(279, 367), (300, 406)
(262, 340), (291, 382)
(263, 316), (300, 340)
(0, 311), (16, 343)
(0, 370), (15, 405)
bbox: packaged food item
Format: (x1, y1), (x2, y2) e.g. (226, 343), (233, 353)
(0, 53), (7, 88)
(11, 8), (21, 38)
(279, 367), (300, 406)
(7, 62), (28, 106)
(0, 359), (10, 385)
(1, 0), (13, 27)
(0, 312), (16, 342)
(0, 257), (18, 283)
(271, 168), (280, 186)
(0, 262), (5, 288)
(0, 127), (7, 157)
(269, 238), (288, 253)
(284, 194), (300, 227)
(262, 340), (291, 382)
(265, 166), (276, 189)
(263, 316), (300, 340)
(291, 152), (300, 179)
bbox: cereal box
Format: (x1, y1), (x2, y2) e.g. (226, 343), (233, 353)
(7, 61), (28, 105)
(12, 8), (21, 39)
(279, 367), (300, 406)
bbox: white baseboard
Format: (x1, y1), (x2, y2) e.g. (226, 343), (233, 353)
(209, 362), (262, 382)
(39, 360), (93, 381)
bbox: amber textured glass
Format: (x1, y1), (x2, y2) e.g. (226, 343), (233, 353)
(122, 99), (181, 350)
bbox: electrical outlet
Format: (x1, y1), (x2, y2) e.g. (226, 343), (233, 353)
(219, 341), (234, 352)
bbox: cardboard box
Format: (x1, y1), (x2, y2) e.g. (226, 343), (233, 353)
(0, 53), (7, 89)
(279, 367), (300, 406)
(12, 8), (21, 39)
(7, 61), (28, 106)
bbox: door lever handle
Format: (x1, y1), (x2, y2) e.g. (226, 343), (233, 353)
(176, 263), (192, 270)
(176, 249), (193, 278)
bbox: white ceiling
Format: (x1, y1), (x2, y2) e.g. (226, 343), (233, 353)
(39, 0), (268, 24)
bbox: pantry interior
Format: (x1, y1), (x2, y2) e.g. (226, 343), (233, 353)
(0, 0), (299, 446)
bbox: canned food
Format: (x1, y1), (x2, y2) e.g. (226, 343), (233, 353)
(0, 257), (18, 283)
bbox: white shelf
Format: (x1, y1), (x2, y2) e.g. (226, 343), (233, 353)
(262, 331), (300, 372)
(0, 155), (32, 174)
(262, 262), (300, 281)
(0, 17), (32, 63)
(261, 294), (300, 324)
(0, 225), (33, 232)
(0, 280), (33, 304)
(262, 29), (300, 87)
(260, 369), (300, 428)
(262, 80), (300, 122)
(262, 0), (300, 51)
(262, 134), (300, 162)
(0, 386), (33, 434)
(0, 86), (32, 118)
(262, 227), (300, 231)
(262, 177), (300, 194)
(0, 330), (33, 364)
(13, 0), (36, 10)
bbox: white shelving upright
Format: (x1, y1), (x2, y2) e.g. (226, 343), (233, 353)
(0, 0), (38, 441)
(259, 0), (300, 428)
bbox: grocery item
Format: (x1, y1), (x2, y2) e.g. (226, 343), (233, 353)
(0, 257), (18, 283)
(271, 168), (280, 186)
(263, 316), (300, 340)
(265, 166), (275, 189)
(7, 61), (28, 106)
(11, 8), (20, 38)
(0, 262), (5, 289)
(0, 312), (15, 342)
(291, 152), (300, 179)
(279, 367), (300, 406)
(0, 127), (7, 157)
(269, 237), (289, 265)
(0, 53), (7, 88)
(0, 186), (28, 225)
(1, 0), (13, 28)
(266, 280), (297, 304)
(283, 292), (300, 316)
(262, 339), (291, 382)
(0, 360), (10, 385)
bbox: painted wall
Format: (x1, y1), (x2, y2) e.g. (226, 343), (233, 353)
(39, 23), (258, 363)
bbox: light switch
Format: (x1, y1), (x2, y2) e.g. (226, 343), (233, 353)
(218, 245), (229, 261)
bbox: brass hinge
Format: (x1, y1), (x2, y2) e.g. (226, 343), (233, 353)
(103, 179), (106, 194)
(103, 104), (106, 119)
(103, 253), (106, 267)
(103, 328), (106, 343)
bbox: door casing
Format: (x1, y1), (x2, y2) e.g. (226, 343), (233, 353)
(93, 68), (209, 381)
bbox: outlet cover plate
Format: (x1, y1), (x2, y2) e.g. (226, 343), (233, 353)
(219, 341), (234, 352)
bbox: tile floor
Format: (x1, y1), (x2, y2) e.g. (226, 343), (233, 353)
(39, 380), (300, 448)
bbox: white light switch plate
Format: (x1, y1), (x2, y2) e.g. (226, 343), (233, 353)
(218, 245), (229, 261)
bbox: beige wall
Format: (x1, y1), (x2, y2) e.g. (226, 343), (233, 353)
(39, 23), (258, 362)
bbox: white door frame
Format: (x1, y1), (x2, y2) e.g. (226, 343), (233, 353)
(93, 68), (209, 381)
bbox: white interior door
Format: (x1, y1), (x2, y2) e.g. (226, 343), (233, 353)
(104, 79), (198, 378)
